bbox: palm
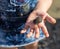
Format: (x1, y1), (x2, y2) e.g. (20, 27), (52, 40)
(21, 12), (56, 38)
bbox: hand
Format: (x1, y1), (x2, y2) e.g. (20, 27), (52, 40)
(20, 11), (56, 38)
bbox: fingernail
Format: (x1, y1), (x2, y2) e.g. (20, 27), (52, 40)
(53, 19), (56, 24)
(20, 30), (26, 33)
(46, 34), (49, 37)
(54, 20), (56, 23)
(26, 34), (30, 38)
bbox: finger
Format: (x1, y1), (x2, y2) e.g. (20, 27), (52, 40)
(20, 23), (29, 33)
(38, 23), (43, 28)
(41, 22), (49, 37)
(46, 13), (56, 24)
(34, 25), (40, 38)
(27, 29), (33, 38)
(20, 29), (27, 33)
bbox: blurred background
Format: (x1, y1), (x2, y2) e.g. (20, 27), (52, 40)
(19, 0), (60, 49)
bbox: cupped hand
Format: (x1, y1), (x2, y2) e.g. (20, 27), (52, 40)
(20, 11), (56, 38)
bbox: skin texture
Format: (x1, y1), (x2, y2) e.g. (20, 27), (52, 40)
(21, 0), (56, 38)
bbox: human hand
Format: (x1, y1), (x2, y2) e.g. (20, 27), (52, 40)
(20, 11), (56, 38)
